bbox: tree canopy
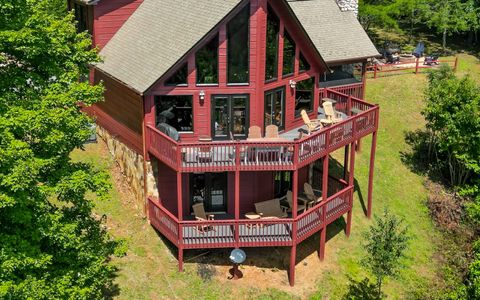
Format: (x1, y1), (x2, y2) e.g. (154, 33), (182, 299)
(0, 1), (120, 298)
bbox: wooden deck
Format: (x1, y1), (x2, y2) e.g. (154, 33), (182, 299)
(147, 185), (353, 249)
(146, 88), (379, 173)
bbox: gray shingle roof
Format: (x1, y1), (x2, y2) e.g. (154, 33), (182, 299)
(287, 0), (380, 64)
(96, 0), (243, 93)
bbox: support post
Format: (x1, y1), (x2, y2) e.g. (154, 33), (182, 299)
(361, 62), (367, 100)
(346, 141), (356, 237)
(289, 245), (296, 286)
(292, 169), (298, 219)
(415, 57), (420, 74)
(177, 171), (184, 271)
(373, 64), (378, 79)
(343, 145), (349, 181)
(319, 155), (329, 261)
(367, 131), (378, 219)
(234, 170), (240, 247)
(453, 56), (458, 72)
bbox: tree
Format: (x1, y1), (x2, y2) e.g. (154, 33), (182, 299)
(361, 209), (410, 298)
(422, 65), (480, 188)
(424, 0), (476, 51)
(0, 1), (120, 298)
(359, 0), (401, 33)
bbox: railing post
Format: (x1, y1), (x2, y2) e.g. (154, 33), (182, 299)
(415, 57), (420, 74)
(346, 140), (356, 237)
(347, 95), (352, 116)
(234, 169), (240, 248)
(454, 56), (458, 72)
(373, 64), (378, 79)
(319, 154), (329, 261)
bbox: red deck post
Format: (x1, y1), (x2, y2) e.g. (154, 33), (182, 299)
(367, 130), (378, 219)
(234, 169), (240, 247)
(361, 62), (367, 100)
(343, 145), (349, 181)
(319, 155), (329, 261)
(289, 245), (296, 286)
(346, 141), (356, 237)
(373, 64), (377, 79)
(176, 171), (184, 271)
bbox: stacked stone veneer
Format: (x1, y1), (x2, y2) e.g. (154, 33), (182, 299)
(97, 126), (159, 211)
(336, 0), (358, 15)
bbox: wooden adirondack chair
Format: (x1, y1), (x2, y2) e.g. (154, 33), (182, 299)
(300, 110), (322, 134)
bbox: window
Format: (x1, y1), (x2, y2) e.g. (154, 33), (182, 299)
(282, 30), (295, 76)
(274, 171), (292, 198)
(72, 2), (89, 33)
(299, 52), (310, 72)
(165, 63), (188, 86)
(155, 95), (193, 132)
(264, 87), (285, 130)
(265, 5), (280, 81)
(190, 173), (227, 213)
(294, 77), (314, 116)
(196, 35), (219, 84)
(227, 5), (250, 84)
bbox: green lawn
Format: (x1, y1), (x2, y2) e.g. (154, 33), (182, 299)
(71, 54), (480, 299)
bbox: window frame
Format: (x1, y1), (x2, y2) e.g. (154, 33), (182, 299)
(294, 76), (315, 118)
(195, 35), (220, 86)
(282, 30), (296, 78)
(164, 63), (189, 87)
(264, 86), (286, 131)
(155, 95), (194, 133)
(265, 4), (280, 83)
(227, 4), (251, 85)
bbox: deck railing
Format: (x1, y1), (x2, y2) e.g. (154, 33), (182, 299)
(147, 88), (378, 173)
(320, 82), (364, 99)
(148, 185), (354, 249)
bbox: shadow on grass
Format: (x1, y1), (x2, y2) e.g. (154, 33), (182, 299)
(342, 277), (382, 300)
(101, 268), (121, 300)
(400, 129), (445, 184)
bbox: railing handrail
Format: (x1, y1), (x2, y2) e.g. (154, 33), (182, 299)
(148, 197), (180, 223)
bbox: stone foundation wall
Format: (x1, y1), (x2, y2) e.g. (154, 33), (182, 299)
(336, 0), (358, 15)
(97, 126), (158, 212)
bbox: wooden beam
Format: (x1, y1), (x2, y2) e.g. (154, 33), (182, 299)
(367, 131), (378, 219)
(319, 155), (329, 261)
(289, 245), (296, 286)
(346, 141), (356, 237)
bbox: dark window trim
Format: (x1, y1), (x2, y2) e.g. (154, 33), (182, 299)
(164, 63), (189, 87)
(265, 4), (280, 82)
(155, 94), (194, 133)
(195, 35), (220, 85)
(189, 172), (228, 214)
(210, 94), (250, 140)
(226, 3), (251, 85)
(264, 86), (286, 131)
(294, 76), (315, 118)
(282, 30), (296, 77)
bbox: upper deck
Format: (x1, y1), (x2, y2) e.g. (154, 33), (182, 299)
(146, 88), (379, 173)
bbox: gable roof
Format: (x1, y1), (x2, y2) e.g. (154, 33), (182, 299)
(95, 0), (243, 93)
(287, 0), (380, 64)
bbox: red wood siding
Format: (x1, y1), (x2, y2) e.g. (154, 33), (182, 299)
(157, 160), (178, 216)
(93, 0), (143, 49)
(91, 69), (143, 153)
(146, 0), (326, 143)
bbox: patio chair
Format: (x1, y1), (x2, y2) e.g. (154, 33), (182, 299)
(192, 202), (215, 232)
(320, 101), (342, 125)
(254, 198), (288, 218)
(303, 183), (322, 204)
(300, 110), (322, 134)
(265, 125), (279, 139)
(248, 126), (262, 139)
(286, 191), (310, 214)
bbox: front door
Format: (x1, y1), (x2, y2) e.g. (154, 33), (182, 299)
(212, 95), (249, 140)
(264, 87), (285, 130)
(190, 173), (228, 213)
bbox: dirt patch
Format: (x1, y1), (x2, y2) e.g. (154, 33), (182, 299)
(425, 181), (465, 231)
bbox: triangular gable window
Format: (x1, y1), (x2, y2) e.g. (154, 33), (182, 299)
(299, 52), (310, 72)
(265, 4), (280, 81)
(165, 63), (188, 86)
(196, 35), (219, 84)
(282, 30), (295, 76)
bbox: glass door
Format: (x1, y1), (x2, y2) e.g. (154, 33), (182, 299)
(190, 173), (228, 213)
(264, 87), (285, 130)
(212, 95), (249, 140)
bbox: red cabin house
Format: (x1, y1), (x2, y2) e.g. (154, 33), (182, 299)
(70, 0), (380, 286)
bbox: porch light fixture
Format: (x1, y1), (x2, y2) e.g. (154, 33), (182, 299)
(289, 80), (297, 89)
(199, 90), (206, 104)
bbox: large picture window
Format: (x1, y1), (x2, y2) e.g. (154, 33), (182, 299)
(155, 95), (193, 132)
(196, 35), (219, 84)
(294, 77), (314, 116)
(265, 5), (279, 81)
(227, 5), (250, 84)
(299, 52), (310, 72)
(282, 30), (295, 76)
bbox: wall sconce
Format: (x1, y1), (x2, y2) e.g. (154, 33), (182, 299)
(289, 80), (297, 89)
(199, 90), (205, 104)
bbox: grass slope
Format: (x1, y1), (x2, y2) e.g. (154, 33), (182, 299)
(71, 54), (480, 299)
